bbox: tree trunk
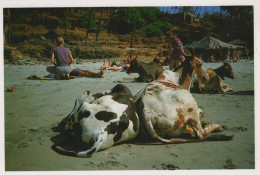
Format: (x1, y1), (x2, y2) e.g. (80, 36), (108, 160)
(7, 8), (11, 44)
(65, 8), (68, 40)
(86, 8), (94, 38)
(116, 7), (120, 35)
(95, 8), (104, 42)
(130, 13), (136, 48)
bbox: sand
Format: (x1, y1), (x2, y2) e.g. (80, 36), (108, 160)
(4, 60), (254, 170)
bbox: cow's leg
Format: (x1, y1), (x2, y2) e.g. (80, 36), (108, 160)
(198, 82), (206, 93)
(220, 81), (233, 93)
(214, 77), (225, 93)
(77, 132), (105, 157)
(202, 123), (221, 137)
(135, 77), (143, 82)
(187, 118), (220, 140)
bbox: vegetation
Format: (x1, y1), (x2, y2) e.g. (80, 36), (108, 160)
(3, 6), (254, 60)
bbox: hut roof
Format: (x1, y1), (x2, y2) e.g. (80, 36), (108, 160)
(187, 36), (242, 49)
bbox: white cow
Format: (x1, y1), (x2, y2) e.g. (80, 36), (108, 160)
(135, 56), (220, 143)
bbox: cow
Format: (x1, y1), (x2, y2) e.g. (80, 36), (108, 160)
(192, 62), (235, 93)
(126, 58), (164, 82)
(134, 56), (221, 143)
(56, 84), (139, 157)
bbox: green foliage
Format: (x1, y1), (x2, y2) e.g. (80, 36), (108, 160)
(178, 6), (194, 13)
(43, 15), (61, 30)
(79, 8), (95, 30)
(220, 6), (253, 55)
(145, 21), (171, 37)
(110, 7), (164, 35)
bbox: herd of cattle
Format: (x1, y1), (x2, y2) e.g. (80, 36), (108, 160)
(53, 51), (235, 157)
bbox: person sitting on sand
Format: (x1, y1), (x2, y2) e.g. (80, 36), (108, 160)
(70, 68), (104, 78)
(46, 37), (73, 80)
(100, 58), (130, 71)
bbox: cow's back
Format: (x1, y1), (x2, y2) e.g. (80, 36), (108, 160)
(139, 61), (164, 80)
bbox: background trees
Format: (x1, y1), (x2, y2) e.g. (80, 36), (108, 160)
(3, 6), (254, 55)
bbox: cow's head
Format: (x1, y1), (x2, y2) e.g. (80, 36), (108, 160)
(178, 56), (209, 90)
(190, 57), (208, 82)
(220, 62), (235, 80)
(58, 91), (95, 133)
(126, 56), (139, 74)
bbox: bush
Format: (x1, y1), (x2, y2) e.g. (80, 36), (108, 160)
(10, 33), (28, 44)
(145, 21), (171, 37)
(43, 15), (61, 30)
(75, 48), (120, 59)
(44, 31), (59, 40)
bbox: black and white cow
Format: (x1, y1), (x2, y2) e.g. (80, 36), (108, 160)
(58, 84), (139, 157)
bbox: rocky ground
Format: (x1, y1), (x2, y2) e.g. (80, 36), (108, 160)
(4, 60), (254, 171)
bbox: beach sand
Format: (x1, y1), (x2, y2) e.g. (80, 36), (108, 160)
(4, 61), (254, 170)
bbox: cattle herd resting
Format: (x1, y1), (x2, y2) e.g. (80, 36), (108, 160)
(54, 53), (235, 157)
(191, 62), (235, 93)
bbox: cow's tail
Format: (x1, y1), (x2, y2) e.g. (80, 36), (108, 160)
(51, 143), (98, 158)
(144, 115), (201, 144)
(51, 144), (78, 157)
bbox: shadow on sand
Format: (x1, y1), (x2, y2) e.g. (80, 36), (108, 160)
(50, 124), (233, 157)
(226, 90), (254, 95)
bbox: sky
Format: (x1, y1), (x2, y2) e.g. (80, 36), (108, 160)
(159, 6), (221, 16)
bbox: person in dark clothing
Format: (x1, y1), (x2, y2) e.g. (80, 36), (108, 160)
(46, 37), (73, 80)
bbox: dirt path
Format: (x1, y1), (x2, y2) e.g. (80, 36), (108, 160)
(4, 61), (254, 170)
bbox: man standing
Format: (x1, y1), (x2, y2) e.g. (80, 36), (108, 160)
(46, 37), (73, 80)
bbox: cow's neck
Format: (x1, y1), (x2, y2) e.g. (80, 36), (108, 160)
(179, 74), (192, 90)
(177, 68), (192, 90)
(214, 66), (225, 79)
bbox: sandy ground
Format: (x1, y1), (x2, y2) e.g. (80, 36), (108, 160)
(4, 60), (254, 170)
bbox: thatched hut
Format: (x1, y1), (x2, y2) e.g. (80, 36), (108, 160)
(186, 36), (243, 61)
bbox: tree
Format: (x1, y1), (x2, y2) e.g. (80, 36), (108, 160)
(65, 8), (68, 39)
(86, 8), (94, 38)
(178, 6), (194, 14)
(220, 6), (253, 55)
(80, 8), (95, 38)
(6, 9), (11, 44)
(96, 8), (104, 42)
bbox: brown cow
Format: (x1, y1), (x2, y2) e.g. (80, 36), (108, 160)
(192, 62), (235, 93)
(127, 58), (164, 82)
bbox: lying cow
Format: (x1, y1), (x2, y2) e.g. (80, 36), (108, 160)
(135, 56), (221, 143)
(192, 62), (235, 93)
(127, 58), (164, 82)
(57, 84), (139, 157)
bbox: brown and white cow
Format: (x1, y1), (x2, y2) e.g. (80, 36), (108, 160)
(127, 58), (164, 82)
(57, 84), (139, 157)
(135, 56), (220, 143)
(192, 62), (235, 93)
